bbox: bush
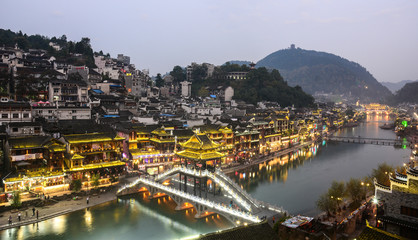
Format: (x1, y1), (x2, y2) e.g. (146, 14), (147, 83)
(71, 179), (82, 192)
(11, 191), (22, 208)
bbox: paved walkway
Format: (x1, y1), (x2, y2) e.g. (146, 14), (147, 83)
(0, 176), (137, 231)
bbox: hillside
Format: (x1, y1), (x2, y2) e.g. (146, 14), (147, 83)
(390, 82), (418, 104)
(380, 80), (416, 93)
(189, 63), (314, 107)
(0, 28), (97, 68)
(256, 47), (392, 102)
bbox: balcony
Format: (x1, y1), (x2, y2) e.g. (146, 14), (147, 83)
(12, 153), (43, 162)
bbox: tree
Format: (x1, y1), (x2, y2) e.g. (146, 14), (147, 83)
(170, 66), (186, 84)
(71, 179), (82, 192)
(11, 191), (22, 208)
(316, 192), (337, 215)
(92, 173), (100, 189)
(155, 73), (164, 87)
(371, 163), (394, 187)
(197, 87), (209, 97)
(345, 178), (364, 204)
(328, 181), (345, 208)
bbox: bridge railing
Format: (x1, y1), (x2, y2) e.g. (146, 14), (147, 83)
(139, 177), (261, 223)
(155, 166), (257, 211)
(215, 169), (262, 208)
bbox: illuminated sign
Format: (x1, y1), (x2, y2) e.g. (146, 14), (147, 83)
(401, 120), (408, 128)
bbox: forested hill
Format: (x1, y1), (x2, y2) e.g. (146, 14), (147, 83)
(188, 63), (314, 108)
(256, 47), (392, 102)
(389, 82), (418, 104)
(0, 28), (97, 68)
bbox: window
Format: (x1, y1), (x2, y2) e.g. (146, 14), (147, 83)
(48, 110), (53, 114)
(12, 127), (18, 132)
(12, 113), (19, 118)
(1, 114), (8, 118)
(72, 116), (77, 120)
(23, 113), (29, 118)
(401, 206), (418, 218)
(72, 110), (77, 113)
(54, 88), (59, 93)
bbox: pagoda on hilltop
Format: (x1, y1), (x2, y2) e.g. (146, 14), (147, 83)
(176, 133), (224, 171)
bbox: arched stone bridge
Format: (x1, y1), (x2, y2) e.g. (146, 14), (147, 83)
(117, 167), (286, 226)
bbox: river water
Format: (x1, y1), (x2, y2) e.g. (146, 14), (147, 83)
(1, 115), (409, 240)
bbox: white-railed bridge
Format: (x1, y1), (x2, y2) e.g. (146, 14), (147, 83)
(117, 166), (286, 226)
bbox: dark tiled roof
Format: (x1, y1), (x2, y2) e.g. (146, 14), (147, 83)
(357, 226), (399, 240)
(173, 129), (194, 138)
(377, 215), (418, 230)
(8, 122), (42, 127)
(0, 102), (31, 108)
(199, 222), (277, 240)
(8, 136), (51, 149)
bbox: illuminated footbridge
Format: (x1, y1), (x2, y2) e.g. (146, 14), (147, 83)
(328, 136), (403, 146)
(117, 166), (286, 226)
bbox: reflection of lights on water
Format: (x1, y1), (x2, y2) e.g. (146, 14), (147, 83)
(84, 209), (93, 230)
(130, 200), (198, 234)
(50, 215), (67, 235)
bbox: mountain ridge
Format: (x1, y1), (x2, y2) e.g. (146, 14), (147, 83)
(252, 47), (392, 102)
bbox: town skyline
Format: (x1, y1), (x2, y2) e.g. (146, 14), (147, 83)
(1, 0), (418, 83)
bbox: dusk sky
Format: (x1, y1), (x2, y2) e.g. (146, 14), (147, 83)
(1, 0), (417, 82)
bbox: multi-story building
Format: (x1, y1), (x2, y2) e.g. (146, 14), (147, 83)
(6, 122), (44, 137)
(49, 79), (88, 105)
(32, 105), (91, 122)
(61, 132), (125, 185)
(3, 136), (67, 193)
(234, 129), (260, 160)
(0, 102), (32, 125)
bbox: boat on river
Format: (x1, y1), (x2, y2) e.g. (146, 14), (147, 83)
(379, 123), (394, 130)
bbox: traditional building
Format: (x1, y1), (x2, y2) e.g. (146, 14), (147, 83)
(3, 136), (67, 193)
(374, 167), (418, 239)
(176, 133), (224, 170)
(61, 132), (125, 186)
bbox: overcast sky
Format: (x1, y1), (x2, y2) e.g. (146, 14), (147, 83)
(1, 0), (417, 82)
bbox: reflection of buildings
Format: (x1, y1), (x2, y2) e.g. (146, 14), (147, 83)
(374, 167), (418, 239)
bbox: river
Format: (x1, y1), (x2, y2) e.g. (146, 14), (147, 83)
(1, 114), (409, 240)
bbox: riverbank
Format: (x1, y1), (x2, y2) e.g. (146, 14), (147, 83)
(0, 176), (137, 231)
(222, 140), (316, 174)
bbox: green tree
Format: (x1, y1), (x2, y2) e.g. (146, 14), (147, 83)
(92, 173), (100, 189)
(155, 73), (164, 87)
(371, 163), (394, 187)
(71, 179), (82, 192)
(170, 66), (186, 84)
(345, 178), (364, 204)
(197, 87), (209, 97)
(316, 192), (337, 215)
(328, 181), (345, 208)
(11, 191), (22, 208)
(191, 65), (208, 82)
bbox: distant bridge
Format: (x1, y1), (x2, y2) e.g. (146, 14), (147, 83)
(117, 166), (285, 226)
(328, 136), (403, 146)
